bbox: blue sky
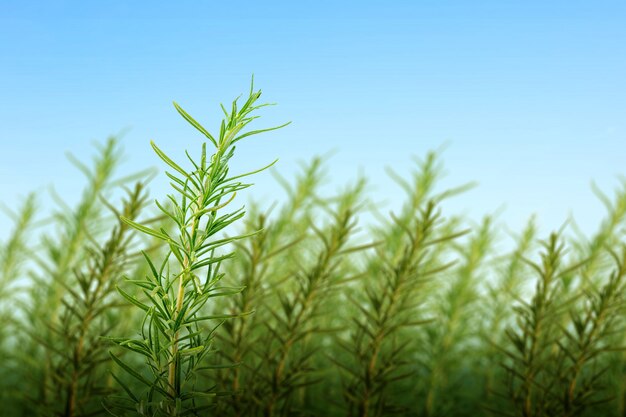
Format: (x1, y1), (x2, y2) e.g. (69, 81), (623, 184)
(1, 1), (625, 244)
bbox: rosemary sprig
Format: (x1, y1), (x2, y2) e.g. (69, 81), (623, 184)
(105, 80), (288, 416)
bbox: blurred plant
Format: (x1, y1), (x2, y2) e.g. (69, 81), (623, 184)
(555, 245), (626, 416)
(332, 154), (471, 417)
(45, 183), (149, 417)
(0, 193), (37, 344)
(488, 233), (626, 417)
(215, 157), (325, 416)
(420, 215), (495, 417)
(243, 179), (371, 417)
(0, 194), (37, 409)
(481, 217), (538, 405)
(340, 202), (464, 417)
(14, 138), (128, 416)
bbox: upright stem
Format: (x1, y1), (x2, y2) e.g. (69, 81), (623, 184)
(265, 239), (338, 417)
(169, 189), (203, 400)
(169, 256), (189, 399)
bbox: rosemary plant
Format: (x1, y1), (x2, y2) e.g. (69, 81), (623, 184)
(0, 193), (37, 345)
(43, 183), (149, 417)
(556, 245), (626, 416)
(245, 179), (370, 417)
(567, 180), (626, 296)
(105, 82), (288, 416)
(420, 216), (495, 417)
(16, 138), (127, 416)
(215, 158), (325, 416)
(338, 202), (462, 417)
(333, 155), (471, 417)
(0, 194), (37, 411)
(481, 217), (538, 405)
(492, 233), (585, 416)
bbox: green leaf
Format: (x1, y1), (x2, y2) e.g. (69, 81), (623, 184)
(109, 353), (169, 397)
(110, 372), (139, 402)
(117, 285), (150, 312)
(179, 346), (206, 356)
(232, 121), (291, 145)
(121, 215), (176, 245)
(173, 101), (218, 147)
(151, 141), (200, 186)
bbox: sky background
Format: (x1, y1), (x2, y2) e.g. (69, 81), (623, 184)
(1, 1), (625, 247)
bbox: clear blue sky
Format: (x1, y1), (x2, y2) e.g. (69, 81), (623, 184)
(1, 1), (625, 243)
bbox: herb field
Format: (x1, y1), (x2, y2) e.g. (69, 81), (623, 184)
(2, 85), (626, 417)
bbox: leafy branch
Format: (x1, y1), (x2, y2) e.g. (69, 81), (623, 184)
(106, 80), (287, 416)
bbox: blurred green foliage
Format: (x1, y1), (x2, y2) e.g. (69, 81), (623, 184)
(2, 87), (626, 417)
